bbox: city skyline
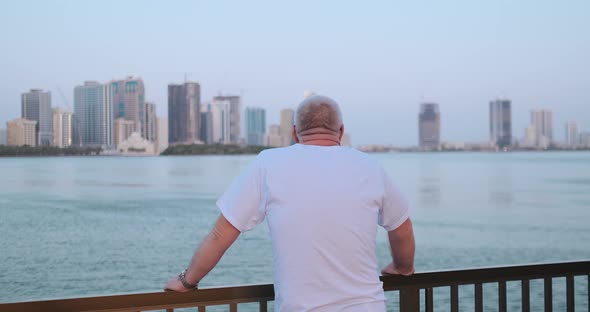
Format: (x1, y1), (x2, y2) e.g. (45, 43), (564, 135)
(0, 1), (589, 145)
(3, 81), (590, 148)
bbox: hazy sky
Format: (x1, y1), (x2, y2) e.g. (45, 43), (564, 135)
(1, 0), (588, 146)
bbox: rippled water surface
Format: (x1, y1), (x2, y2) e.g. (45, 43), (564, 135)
(1, 152), (589, 311)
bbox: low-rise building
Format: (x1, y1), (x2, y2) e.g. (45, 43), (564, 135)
(266, 124), (282, 147)
(114, 118), (135, 147)
(117, 132), (156, 156)
(0, 128), (6, 145)
(6, 118), (37, 146)
(341, 133), (351, 147)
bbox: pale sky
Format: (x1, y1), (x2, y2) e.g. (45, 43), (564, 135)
(1, 0), (588, 146)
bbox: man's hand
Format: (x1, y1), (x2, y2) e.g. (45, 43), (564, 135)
(164, 277), (194, 292)
(381, 262), (415, 276)
(163, 215), (240, 293)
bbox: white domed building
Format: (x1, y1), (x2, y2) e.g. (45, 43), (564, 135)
(117, 132), (156, 156)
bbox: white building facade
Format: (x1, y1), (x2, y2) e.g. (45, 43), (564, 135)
(52, 108), (72, 148)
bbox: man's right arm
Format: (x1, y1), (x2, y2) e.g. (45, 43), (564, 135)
(382, 218), (415, 276)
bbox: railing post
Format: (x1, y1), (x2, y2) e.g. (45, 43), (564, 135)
(475, 283), (483, 312)
(425, 288), (434, 312)
(499, 281), (507, 312)
(544, 277), (553, 312)
(522, 279), (530, 312)
(450, 284), (459, 312)
(566, 275), (574, 312)
(400, 287), (420, 312)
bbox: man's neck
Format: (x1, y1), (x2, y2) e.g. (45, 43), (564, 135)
(298, 128), (341, 146)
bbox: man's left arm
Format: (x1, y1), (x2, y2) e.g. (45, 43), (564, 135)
(164, 214), (240, 292)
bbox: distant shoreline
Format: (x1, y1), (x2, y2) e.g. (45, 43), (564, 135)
(1, 144), (589, 157)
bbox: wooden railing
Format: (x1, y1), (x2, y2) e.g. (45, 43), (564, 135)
(1, 260), (588, 312)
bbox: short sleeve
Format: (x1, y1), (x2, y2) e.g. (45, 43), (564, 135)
(216, 155), (266, 232)
(378, 167), (410, 231)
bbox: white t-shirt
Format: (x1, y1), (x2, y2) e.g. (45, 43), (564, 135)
(217, 144), (410, 311)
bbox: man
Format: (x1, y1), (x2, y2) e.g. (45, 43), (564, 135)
(165, 95), (415, 311)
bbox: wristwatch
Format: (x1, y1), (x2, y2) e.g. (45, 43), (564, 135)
(178, 270), (199, 290)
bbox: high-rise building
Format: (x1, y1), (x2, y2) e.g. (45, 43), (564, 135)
(145, 102), (157, 142)
(565, 122), (579, 147)
(6, 118), (37, 146)
(168, 82), (201, 144)
(73, 81), (113, 147)
(212, 98), (231, 144)
(52, 108), (72, 148)
(113, 118), (135, 147)
(580, 132), (590, 148)
(266, 124), (283, 147)
(0, 128), (6, 145)
(213, 95), (241, 143)
(156, 117), (168, 153)
(279, 108), (294, 147)
(531, 109), (553, 146)
(22, 89), (52, 146)
(418, 103), (441, 150)
(245, 107), (266, 146)
(111, 77), (146, 138)
(200, 104), (213, 144)
(489, 99), (512, 148)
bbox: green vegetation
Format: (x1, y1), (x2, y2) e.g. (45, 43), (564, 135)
(161, 144), (271, 155)
(0, 145), (102, 157)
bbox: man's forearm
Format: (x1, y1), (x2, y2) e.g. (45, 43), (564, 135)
(184, 215), (240, 285)
(388, 218), (415, 273)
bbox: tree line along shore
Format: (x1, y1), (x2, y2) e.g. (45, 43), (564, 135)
(0, 144), (269, 157)
(1, 144), (589, 157)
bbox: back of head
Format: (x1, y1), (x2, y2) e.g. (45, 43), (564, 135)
(295, 95), (343, 134)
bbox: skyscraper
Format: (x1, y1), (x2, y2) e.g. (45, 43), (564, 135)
(212, 98), (231, 144)
(111, 77), (146, 138)
(580, 132), (590, 147)
(52, 108), (72, 148)
(200, 102), (213, 144)
(168, 82), (201, 144)
(22, 89), (52, 146)
(418, 103), (441, 150)
(156, 117), (168, 153)
(73, 81), (113, 147)
(213, 95), (241, 143)
(145, 101), (157, 142)
(245, 107), (266, 146)
(280, 108), (294, 147)
(531, 109), (553, 146)
(565, 122), (578, 147)
(6, 118), (37, 146)
(489, 99), (512, 148)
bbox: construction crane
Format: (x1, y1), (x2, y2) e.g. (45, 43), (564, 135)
(56, 86), (83, 146)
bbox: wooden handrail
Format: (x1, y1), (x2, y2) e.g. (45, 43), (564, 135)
(380, 260), (590, 290)
(1, 260), (588, 312)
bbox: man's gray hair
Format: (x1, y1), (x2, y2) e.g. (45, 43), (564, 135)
(295, 95), (343, 134)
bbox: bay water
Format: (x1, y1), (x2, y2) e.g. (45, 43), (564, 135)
(1, 152), (589, 310)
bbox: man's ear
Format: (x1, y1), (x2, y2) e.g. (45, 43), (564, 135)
(339, 125), (344, 142)
(292, 125), (299, 143)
